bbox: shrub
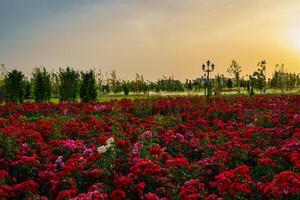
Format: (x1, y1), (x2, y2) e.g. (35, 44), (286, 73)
(122, 81), (130, 96)
(4, 69), (25, 103)
(80, 70), (97, 102)
(58, 67), (79, 102)
(32, 67), (51, 102)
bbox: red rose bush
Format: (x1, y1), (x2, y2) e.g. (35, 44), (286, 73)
(0, 96), (299, 199)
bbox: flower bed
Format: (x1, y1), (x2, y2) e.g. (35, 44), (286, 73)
(0, 96), (299, 199)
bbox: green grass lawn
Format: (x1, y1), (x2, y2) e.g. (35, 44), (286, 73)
(17, 87), (300, 104)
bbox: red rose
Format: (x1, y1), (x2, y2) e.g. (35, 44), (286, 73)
(110, 190), (126, 200)
(114, 176), (133, 188)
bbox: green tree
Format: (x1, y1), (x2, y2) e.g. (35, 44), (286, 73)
(109, 70), (121, 93)
(96, 69), (104, 97)
(32, 67), (51, 102)
(24, 78), (32, 100)
(58, 67), (79, 102)
(228, 60), (242, 92)
(0, 64), (6, 99)
(142, 81), (149, 95)
(215, 74), (223, 95)
(134, 73), (144, 93)
(270, 64), (286, 92)
(122, 81), (130, 96)
(155, 79), (161, 93)
(80, 70), (97, 102)
(50, 71), (59, 98)
(227, 78), (233, 89)
(250, 60), (267, 94)
(4, 69), (25, 103)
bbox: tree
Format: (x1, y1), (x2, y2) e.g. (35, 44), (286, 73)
(4, 70), (25, 103)
(185, 79), (193, 92)
(96, 68), (104, 97)
(270, 64), (286, 92)
(134, 73), (144, 93)
(246, 80), (251, 94)
(227, 78), (233, 89)
(50, 71), (59, 98)
(215, 74), (223, 95)
(24, 78), (32, 100)
(80, 70), (97, 102)
(109, 70), (121, 93)
(188, 80), (193, 91)
(32, 67), (51, 102)
(58, 67), (79, 102)
(287, 73), (297, 90)
(251, 60), (267, 94)
(142, 81), (149, 95)
(155, 79), (161, 93)
(122, 81), (130, 96)
(0, 64), (6, 99)
(227, 60), (242, 92)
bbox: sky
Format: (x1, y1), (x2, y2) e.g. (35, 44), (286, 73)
(0, 0), (300, 81)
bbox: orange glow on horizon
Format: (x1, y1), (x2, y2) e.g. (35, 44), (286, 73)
(0, 0), (300, 81)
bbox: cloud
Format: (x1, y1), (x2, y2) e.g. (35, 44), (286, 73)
(1, 0), (300, 79)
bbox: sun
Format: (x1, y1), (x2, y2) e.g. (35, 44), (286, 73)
(293, 33), (300, 50)
(288, 27), (300, 51)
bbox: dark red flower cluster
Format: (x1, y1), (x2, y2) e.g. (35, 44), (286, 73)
(210, 165), (252, 198)
(260, 171), (300, 197)
(0, 95), (299, 199)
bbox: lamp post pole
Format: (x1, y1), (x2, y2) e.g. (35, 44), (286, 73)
(202, 60), (215, 98)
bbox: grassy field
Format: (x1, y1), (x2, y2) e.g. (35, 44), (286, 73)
(20, 87), (300, 103)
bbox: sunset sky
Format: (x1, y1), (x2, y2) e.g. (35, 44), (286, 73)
(0, 0), (300, 81)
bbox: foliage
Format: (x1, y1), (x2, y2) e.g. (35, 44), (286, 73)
(80, 70), (97, 102)
(250, 60), (267, 94)
(0, 133), (18, 160)
(32, 67), (51, 102)
(133, 73), (145, 93)
(0, 64), (6, 99)
(58, 67), (79, 102)
(50, 71), (59, 98)
(156, 77), (184, 92)
(96, 69), (104, 97)
(227, 78), (233, 89)
(24, 78), (32, 100)
(270, 64), (299, 92)
(0, 60), (299, 102)
(109, 70), (121, 93)
(215, 74), (223, 95)
(228, 60), (242, 90)
(122, 81), (130, 96)
(4, 69), (25, 103)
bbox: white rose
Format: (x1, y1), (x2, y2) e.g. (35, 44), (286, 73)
(106, 137), (114, 145)
(106, 143), (112, 149)
(97, 145), (107, 154)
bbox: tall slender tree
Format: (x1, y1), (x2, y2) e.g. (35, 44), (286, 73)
(4, 70), (25, 103)
(24, 78), (32, 100)
(80, 70), (97, 102)
(32, 67), (51, 102)
(250, 60), (267, 94)
(227, 60), (242, 92)
(0, 64), (6, 99)
(50, 71), (59, 98)
(122, 81), (130, 96)
(58, 67), (79, 102)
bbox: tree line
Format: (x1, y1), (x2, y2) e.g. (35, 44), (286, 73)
(0, 60), (299, 103)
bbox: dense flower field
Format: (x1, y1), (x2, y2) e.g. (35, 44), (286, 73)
(0, 96), (300, 199)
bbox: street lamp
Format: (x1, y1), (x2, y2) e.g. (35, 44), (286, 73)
(202, 60), (215, 98)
